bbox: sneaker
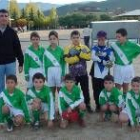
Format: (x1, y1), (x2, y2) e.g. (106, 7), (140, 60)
(7, 119), (13, 132)
(78, 118), (86, 127)
(32, 121), (40, 130)
(86, 105), (93, 114)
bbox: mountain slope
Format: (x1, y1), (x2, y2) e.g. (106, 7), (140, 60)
(44, 0), (140, 16)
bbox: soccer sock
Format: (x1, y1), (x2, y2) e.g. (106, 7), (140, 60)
(105, 110), (112, 117)
(32, 110), (40, 122)
(79, 110), (86, 119)
(3, 113), (12, 123)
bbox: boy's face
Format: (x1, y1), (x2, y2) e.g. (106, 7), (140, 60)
(6, 80), (17, 91)
(31, 37), (40, 47)
(33, 79), (44, 90)
(131, 82), (140, 94)
(49, 35), (58, 46)
(98, 37), (106, 46)
(71, 34), (80, 46)
(0, 12), (9, 26)
(116, 33), (126, 44)
(65, 80), (75, 91)
(104, 80), (114, 91)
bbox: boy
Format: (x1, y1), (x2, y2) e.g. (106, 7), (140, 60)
(43, 31), (65, 96)
(58, 74), (86, 129)
(119, 77), (140, 131)
(90, 31), (114, 112)
(99, 75), (124, 121)
(64, 30), (92, 113)
(26, 73), (54, 129)
(24, 32), (45, 88)
(0, 75), (30, 132)
(111, 28), (140, 97)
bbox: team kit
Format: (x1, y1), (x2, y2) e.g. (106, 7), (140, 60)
(0, 28), (140, 132)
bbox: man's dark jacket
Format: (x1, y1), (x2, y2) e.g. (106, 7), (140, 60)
(0, 25), (23, 66)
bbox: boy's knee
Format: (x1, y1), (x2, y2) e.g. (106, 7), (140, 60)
(79, 102), (86, 110)
(119, 113), (129, 123)
(2, 106), (10, 114)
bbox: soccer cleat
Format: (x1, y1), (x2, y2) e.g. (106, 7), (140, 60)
(32, 121), (40, 130)
(7, 119), (13, 132)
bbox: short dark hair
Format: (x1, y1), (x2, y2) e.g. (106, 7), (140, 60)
(131, 76), (140, 83)
(32, 73), (45, 82)
(49, 30), (58, 38)
(116, 28), (127, 37)
(71, 30), (80, 37)
(30, 32), (40, 40)
(64, 74), (75, 81)
(104, 75), (114, 82)
(6, 75), (17, 83)
(0, 9), (9, 15)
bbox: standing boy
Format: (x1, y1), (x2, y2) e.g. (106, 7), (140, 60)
(90, 31), (114, 112)
(64, 30), (92, 113)
(24, 32), (45, 88)
(112, 28), (140, 96)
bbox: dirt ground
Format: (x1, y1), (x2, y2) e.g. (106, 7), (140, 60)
(0, 29), (140, 140)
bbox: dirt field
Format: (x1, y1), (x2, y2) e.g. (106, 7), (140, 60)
(0, 29), (140, 140)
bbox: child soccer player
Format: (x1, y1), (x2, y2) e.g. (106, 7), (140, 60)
(26, 73), (54, 129)
(58, 74), (86, 129)
(112, 28), (140, 97)
(43, 31), (65, 96)
(24, 32), (45, 88)
(0, 75), (30, 132)
(64, 30), (92, 113)
(99, 75), (124, 121)
(90, 31), (114, 112)
(119, 77), (140, 131)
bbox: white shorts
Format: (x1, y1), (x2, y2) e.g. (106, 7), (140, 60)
(41, 103), (48, 113)
(28, 102), (48, 113)
(113, 64), (134, 85)
(28, 68), (44, 88)
(47, 67), (62, 87)
(7, 105), (24, 117)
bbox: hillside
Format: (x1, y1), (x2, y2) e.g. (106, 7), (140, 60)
(44, 0), (140, 16)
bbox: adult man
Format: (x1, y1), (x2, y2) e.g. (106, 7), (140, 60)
(83, 25), (91, 48)
(0, 9), (23, 93)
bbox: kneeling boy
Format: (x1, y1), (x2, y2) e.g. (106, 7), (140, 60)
(26, 73), (54, 129)
(119, 77), (140, 131)
(58, 74), (86, 129)
(99, 75), (124, 121)
(0, 75), (30, 132)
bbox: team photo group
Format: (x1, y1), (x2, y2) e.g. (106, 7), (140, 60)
(0, 9), (140, 132)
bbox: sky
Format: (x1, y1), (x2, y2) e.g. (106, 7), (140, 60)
(16, 0), (105, 4)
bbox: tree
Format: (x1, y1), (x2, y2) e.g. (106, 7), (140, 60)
(20, 8), (26, 18)
(9, 0), (20, 20)
(49, 8), (58, 29)
(100, 14), (112, 21)
(59, 13), (97, 28)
